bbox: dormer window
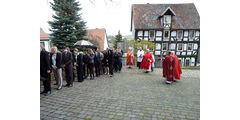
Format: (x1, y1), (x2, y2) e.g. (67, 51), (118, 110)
(163, 15), (171, 28)
(160, 7), (176, 28)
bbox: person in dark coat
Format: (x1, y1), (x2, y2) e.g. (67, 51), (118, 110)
(116, 49), (123, 72)
(113, 49), (119, 72)
(72, 48), (79, 82)
(40, 45), (51, 96)
(107, 49), (114, 77)
(94, 48), (102, 77)
(50, 47), (63, 90)
(102, 50), (109, 75)
(61, 47), (74, 87)
(83, 52), (89, 79)
(76, 52), (84, 82)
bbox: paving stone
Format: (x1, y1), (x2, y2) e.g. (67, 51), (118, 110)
(41, 67), (200, 120)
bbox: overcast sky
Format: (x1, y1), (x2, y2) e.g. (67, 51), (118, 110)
(40, 0), (200, 36)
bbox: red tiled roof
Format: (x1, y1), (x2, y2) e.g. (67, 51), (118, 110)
(40, 28), (49, 41)
(86, 28), (107, 51)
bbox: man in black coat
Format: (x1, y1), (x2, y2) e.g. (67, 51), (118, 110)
(116, 49), (123, 72)
(76, 52), (84, 82)
(113, 50), (119, 72)
(61, 47), (74, 87)
(40, 45), (51, 96)
(107, 49), (114, 77)
(83, 52), (89, 79)
(94, 48), (102, 77)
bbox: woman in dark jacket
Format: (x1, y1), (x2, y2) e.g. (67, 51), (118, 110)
(107, 49), (114, 77)
(102, 50), (109, 75)
(77, 52), (84, 82)
(87, 49), (95, 80)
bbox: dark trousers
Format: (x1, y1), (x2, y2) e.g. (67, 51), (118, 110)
(42, 75), (51, 92)
(99, 63), (103, 75)
(89, 63), (94, 78)
(114, 62), (118, 72)
(95, 62), (101, 77)
(65, 65), (73, 85)
(83, 64), (87, 77)
(77, 66), (84, 82)
(118, 61), (122, 72)
(73, 67), (76, 82)
(137, 62), (141, 69)
(109, 64), (114, 75)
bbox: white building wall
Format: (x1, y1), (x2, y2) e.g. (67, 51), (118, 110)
(40, 41), (51, 52)
(104, 34), (108, 50)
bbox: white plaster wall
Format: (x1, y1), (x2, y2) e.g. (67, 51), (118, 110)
(104, 34), (108, 50)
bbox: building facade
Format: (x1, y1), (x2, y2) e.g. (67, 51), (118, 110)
(86, 28), (109, 51)
(40, 28), (51, 52)
(131, 3), (200, 66)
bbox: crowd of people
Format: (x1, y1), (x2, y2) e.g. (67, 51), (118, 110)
(40, 45), (123, 96)
(41, 45), (182, 96)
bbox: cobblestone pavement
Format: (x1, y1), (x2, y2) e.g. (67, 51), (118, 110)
(41, 67), (200, 120)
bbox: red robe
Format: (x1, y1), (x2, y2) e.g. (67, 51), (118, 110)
(140, 52), (153, 69)
(126, 51), (135, 65)
(162, 54), (182, 81)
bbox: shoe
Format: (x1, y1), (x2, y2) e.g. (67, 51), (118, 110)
(166, 81), (172, 84)
(68, 84), (73, 87)
(54, 83), (57, 85)
(145, 71), (149, 73)
(64, 84), (69, 87)
(45, 91), (51, 96)
(109, 75), (113, 77)
(57, 87), (62, 90)
(40, 91), (46, 94)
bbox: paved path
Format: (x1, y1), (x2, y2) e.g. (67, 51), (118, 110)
(41, 67), (200, 120)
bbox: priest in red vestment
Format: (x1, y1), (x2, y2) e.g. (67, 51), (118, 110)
(162, 51), (182, 84)
(140, 49), (153, 73)
(126, 47), (135, 68)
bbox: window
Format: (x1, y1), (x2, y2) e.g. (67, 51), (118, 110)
(40, 42), (45, 48)
(186, 59), (190, 66)
(164, 15), (171, 24)
(156, 31), (162, 36)
(187, 43), (193, 51)
(194, 44), (198, 50)
(149, 30), (155, 41)
(155, 43), (161, 50)
(189, 30), (195, 39)
(177, 30), (183, 39)
(164, 31), (169, 38)
(177, 43), (183, 51)
(155, 51), (161, 55)
(138, 31), (143, 36)
(171, 31), (176, 36)
(184, 31), (188, 36)
(163, 15), (171, 28)
(162, 43), (168, 51)
(170, 43), (175, 50)
(196, 31), (200, 36)
(144, 31), (148, 36)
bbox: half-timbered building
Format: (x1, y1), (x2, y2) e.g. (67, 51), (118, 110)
(130, 3), (200, 66)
